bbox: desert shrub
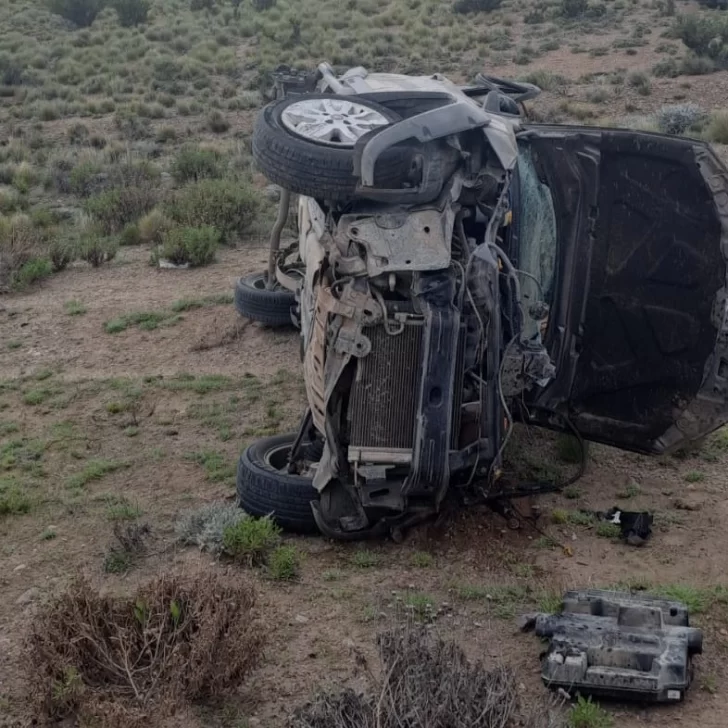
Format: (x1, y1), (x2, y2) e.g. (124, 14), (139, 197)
(0, 214), (46, 291)
(207, 110), (230, 133)
(0, 54), (24, 86)
(155, 225), (219, 267)
(268, 544), (300, 580)
(165, 179), (260, 242)
(560, 0), (587, 16)
(27, 573), (264, 725)
(85, 186), (157, 233)
(656, 103), (707, 134)
(48, 238), (75, 272)
(222, 515), (280, 565)
(518, 69), (566, 91)
(69, 160), (104, 197)
(78, 231), (118, 267)
(110, 0), (150, 26)
(290, 626), (564, 728)
(680, 54), (716, 74)
(14, 257), (53, 288)
(675, 13), (728, 62)
(706, 111), (728, 143)
(45, 0), (104, 27)
(453, 0), (502, 13)
(627, 71), (651, 95)
(120, 223), (142, 246)
(252, 0), (276, 8)
(176, 502), (248, 553)
(138, 208), (172, 245)
(171, 147), (224, 183)
(653, 57), (680, 77)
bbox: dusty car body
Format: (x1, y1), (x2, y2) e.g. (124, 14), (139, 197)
(236, 62), (728, 539)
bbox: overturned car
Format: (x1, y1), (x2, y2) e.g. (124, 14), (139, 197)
(235, 62), (728, 540)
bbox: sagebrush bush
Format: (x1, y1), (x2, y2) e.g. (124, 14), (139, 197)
(49, 238), (75, 272)
(453, 0), (502, 12)
(222, 515), (280, 565)
(171, 147), (224, 183)
(78, 232), (118, 267)
(138, 208), (172, 245)
(27, 573), (264, 725)
(175, 502), (248, 553)
(156, 225), (219, 267)
(46, 0), (103, 27)
(85, 186), (157, 234)
(656, 103), (707, 134)
(120, 223), (142, 246)
(706, 111), (728, 143)
(0, 214), (46, 291)
(110, 0), (149, 26)
(207, 110), (230, 133)
(560, 0), (587, 17)
(676, 13), (728, 62)
(165, 179), (260, 243)
(14, 257), (53, 288)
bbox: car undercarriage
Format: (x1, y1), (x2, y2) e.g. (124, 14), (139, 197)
(234, 62), (728, 540)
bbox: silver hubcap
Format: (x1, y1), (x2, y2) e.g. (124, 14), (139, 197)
(281, 97), (390, 147)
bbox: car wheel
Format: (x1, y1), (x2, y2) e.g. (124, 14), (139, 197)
(237, 433), (319, 533)
(234, 272), (296, 328)
(252, 93), (415, 200)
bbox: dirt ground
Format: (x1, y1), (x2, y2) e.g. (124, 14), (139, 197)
(1, 245), (728, 727)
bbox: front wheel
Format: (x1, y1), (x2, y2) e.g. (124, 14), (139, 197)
(236, 433), (319, 533)
(234, 272), (296, 328)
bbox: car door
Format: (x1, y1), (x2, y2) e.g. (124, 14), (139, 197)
(516, 125), (728, 454)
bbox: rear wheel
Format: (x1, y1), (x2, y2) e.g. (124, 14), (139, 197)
(234, 272), (295, 328)
(236, 433), (319, 533)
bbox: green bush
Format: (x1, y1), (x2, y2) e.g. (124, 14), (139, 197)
(110, 0), (149, 26)
(85, 187), (157, 234)
(675, 13), (728, 62)
(222, 515), (280, 565)
(156, 226), (219, 267)
(46, 0), (104, 27)
(79, 232), (118, 267)
(165, 179), (260, 243)
(120, 223), (141, 246)
(680, 54), (716, 75)
(453, 0), (502, 12)
(14, 258), (52, 288)
(267, 545), (300, 580)
(171, 147), (224, 183)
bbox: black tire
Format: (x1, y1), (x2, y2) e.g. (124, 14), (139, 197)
(252, 93), (416, 201)
(234, 272), (295, 328)
(237, 433), (319, 533)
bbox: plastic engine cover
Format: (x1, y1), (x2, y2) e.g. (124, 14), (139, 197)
(535, 589), (703, 703)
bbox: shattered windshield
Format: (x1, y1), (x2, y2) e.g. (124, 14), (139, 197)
(513, 142), (557, 337)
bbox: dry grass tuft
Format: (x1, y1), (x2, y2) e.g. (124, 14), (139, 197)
(290, 625), (565, 728)
(27, 571), (264, 726)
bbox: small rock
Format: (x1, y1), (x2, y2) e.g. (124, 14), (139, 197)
(720, 628), (727, 636)
(16, 587), (40, 605)
(13, 564), (26, 572)
(249, 718), (261, 727)
(294, 614), (309, 624)
(408, 583), (415, 589)
(164, 428), (179, 436)
(342, 638), (356, 650)
(474, 621), (482, 627)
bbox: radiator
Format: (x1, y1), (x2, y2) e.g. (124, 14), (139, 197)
(348, 320), (463, 463)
